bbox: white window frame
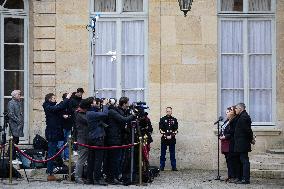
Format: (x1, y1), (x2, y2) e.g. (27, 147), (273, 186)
(217, 0), (276, 126)
(89, 0), (148, 102)
(0, 0), (29, 141)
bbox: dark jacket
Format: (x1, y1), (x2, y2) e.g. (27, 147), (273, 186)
(42, 99), (69, 142)
(75, 110), (88, 144)
(86, 105), (109, 141)
(105, 107), (135, 146)
(159, 115), (178, 145)
(234, 110), (254, 153)
(222, 117), (237, 152)
(60, 104), (73, 130)
(139, 116), (153, 144)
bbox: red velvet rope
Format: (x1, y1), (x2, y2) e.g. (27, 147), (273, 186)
(14, 143), (68, 163)
(74, 141), (138, 149)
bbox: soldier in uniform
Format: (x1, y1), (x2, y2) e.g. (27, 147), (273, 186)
(159, 107), (178, 171)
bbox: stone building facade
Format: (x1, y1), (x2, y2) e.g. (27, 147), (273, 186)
(0, 0), (283, 170)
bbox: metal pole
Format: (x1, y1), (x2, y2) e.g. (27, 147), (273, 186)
(9, 135), (13, 184)
(130, 122), (135, 183)
(139, 137), (142, 186)
(68, 135), (72, 182)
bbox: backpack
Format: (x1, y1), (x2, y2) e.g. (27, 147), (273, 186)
(33, 134), (48, 151)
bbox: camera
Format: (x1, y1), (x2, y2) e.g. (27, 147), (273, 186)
(130, 102), (149, 118)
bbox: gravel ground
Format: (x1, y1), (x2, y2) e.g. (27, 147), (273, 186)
(1, 170), (284, 189)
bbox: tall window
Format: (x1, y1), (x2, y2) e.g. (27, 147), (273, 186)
(91, 0), (148, 103)
(218, 0), (275, 124)
(0, 0), (28, 139)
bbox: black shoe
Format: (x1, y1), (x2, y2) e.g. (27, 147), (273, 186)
(172, 167), (178, 171)
(94, 179), (108, 186)
(107, 178), (122, 185)
(235, 179), (250, 184)
(160, 167), (164, 171)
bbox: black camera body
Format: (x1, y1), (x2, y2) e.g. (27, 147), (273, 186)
(130, 102), (149, 118)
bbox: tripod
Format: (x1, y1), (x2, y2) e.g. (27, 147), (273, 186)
(214, 116), (224, 181)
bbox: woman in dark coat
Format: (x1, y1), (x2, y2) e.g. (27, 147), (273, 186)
(220, 106), (238, 182)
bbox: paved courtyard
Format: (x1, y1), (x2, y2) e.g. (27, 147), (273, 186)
(1, 170), (284, 189)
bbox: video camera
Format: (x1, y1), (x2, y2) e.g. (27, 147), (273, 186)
(130, 102), (149, 118)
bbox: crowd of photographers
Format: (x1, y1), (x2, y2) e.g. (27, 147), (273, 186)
(42, 88), (153, 185)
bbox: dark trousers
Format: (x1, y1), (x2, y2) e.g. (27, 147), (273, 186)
(106, 148), (122, 181)
(224, 152), (239, 178)
(47, 141), (58, 174)
(8, 137), (19, 160)
(87, 137), (105, 181)
(237, 152), (250, 181)
(160, 143), (176, 168)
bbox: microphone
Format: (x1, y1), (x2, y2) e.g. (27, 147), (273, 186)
(214, 116), (223, 125)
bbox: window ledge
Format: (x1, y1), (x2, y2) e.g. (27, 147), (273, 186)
(213, 126), (282, 136)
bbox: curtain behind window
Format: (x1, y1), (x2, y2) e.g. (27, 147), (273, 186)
(248, 20), (272, 122)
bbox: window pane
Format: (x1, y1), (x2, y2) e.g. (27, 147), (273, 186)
(4, 45), (24, 70)
(122, 56), (144, 89)
(4, 18), (24, 43)
(248, 20), (271, 54)
(221, 0), (243, 11)
(249, 0), (271, 11)
(249, 89), (272, 122)
(95, 21), (116, 54)
(4, 71), (24, 96)
(3, 0), (24, 9)
(249, 55), (272, 88)
(123, 0), (143, 12)
(122, 90), (144, 103)
(122, 21), (144, 54)
(221, 89), (244, 117)
(221, 55), (244, 89)
(94, 0), (116, 12)
(95, 56), (117, 89)
(221, 20), (243, 53)
(95, 91), (116, 99)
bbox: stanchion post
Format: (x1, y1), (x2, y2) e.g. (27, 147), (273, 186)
(139, 137), (142, 186)
(68, 135), (72, 182)
(9, 136), (13, 184)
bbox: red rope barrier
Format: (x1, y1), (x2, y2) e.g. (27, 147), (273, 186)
(74, 141), (138, 150)
(14, 143), (68, 163)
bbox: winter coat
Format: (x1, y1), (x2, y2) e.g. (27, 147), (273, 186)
(234, 110), (254, 153)
(105, 107), (135, 146)
(42, 99), (69, 142)
(7, 98), (24, 137)
(75, 110), (88, 144)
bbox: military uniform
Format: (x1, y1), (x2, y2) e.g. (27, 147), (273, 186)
(159, 115), (178, 170)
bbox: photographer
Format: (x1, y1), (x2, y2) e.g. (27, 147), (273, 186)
(7, 90), (24, 160)
(85, 98), (109, 185)
(105, 97), (136, 185)
(42, 92), (72, 181)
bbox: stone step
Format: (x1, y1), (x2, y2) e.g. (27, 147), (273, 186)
(266, 149), (284, 154)
(251, 154), (284, 164)
(251, 160), (284, 170)
(251, 169), (284, 179)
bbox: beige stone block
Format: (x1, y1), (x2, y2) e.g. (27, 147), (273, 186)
(56, 0), (88, 15)
(161, 64), (175, 83)
(161, 16), (176, 46)
(34, 75), (56, 87)
(34, 51), (55, 62)
(33, 99), (44, 111)
(56, 14), (88, 26)
(149, 64), (160, 83)
(34, 39), (55, 51)
(190, 0), (216, 16)
(34, 63), (55, 75)
(34, 14), (56, 27)
(205, 63), (217, 82)
(161, 1), (181, 16)
(161, 45), (182, 65)
(149, 1), (161, 16)
(174, 64), (206, 83)
(33, 1), (56, 14)
(176, 15), (202, 45)
(182, 44), (217, 65)
(33, 86), (56, 99)
(201, 16), (217, 45)
(34, 27), (56, 39)
(56, 27), (88, 52)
